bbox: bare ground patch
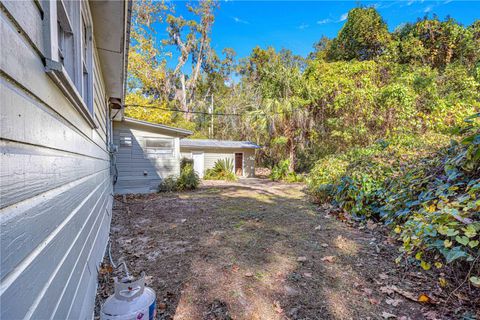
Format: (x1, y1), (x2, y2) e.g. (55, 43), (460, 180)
(95, 179), (467, 320)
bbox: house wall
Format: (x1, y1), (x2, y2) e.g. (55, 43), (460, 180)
(180, 147), (256, 178)
(113, 121), (182, 194)
(0, 1), (113, 319)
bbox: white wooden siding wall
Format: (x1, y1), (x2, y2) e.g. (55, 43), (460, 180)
(0, 1), (113, 319)
(180, 148), (256, 177)
(113, 121), (181, 194)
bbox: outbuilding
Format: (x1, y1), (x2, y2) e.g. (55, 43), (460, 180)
(113, 118), (192, 194)
(180, 139), (261, 178)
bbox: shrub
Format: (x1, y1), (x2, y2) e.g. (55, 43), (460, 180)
(307, 115), (480, 278)
(269, 159), (303, 182)
(158, 176), (178, 192)
(158, 163), (200, 192)
(180, 157), (193, 170)
(204, 158), (237, 181)
(176, 163), (200, 190)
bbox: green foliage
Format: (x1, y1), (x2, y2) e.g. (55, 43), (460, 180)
(177, 164), (200, 191)
(158, 163), (200, 192)
(307, 115), (480, 271)
(204, 158), (237, 181)
(328, 7), (391, 61)
(270, 160), (303, 182)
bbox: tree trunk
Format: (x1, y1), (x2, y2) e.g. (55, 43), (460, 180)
(287, 137), (296, 172)
(179, 75), (192, 121)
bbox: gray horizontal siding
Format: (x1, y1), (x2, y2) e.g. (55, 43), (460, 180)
(0, 2), (113, 319)
(113, 121), (181, 194)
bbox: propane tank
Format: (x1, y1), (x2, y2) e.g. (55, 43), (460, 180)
(100, 273), (156, 320)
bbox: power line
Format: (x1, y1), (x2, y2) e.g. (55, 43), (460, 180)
(125, 104), (243, 116)
(124, 103), (295, 117)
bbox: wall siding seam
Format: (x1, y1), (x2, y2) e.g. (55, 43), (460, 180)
(0, 3), (43, 60)
(0, 72), (110, 158)
(0, 138), (109, 164)
(24, 182), (111, 319)
(0, 166), (108, 221)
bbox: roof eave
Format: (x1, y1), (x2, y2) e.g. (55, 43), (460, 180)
(124, 118), (193, 137)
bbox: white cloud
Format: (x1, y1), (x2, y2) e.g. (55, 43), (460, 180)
(317, 18), (332, 25)
(339, 12), (348, 21)
(297, 23), (309, 30)
(423, 5), (433, 12)
(232, 17), (249, 24)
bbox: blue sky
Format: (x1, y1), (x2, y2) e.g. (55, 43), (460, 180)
(158, 1), (480, 67)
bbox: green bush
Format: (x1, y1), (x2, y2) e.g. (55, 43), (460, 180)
(180, 157), (194, 170)
(204, 158), (237, 181)
(158, 176), (178, 192)
(269, 159), (303, 182)
(307, 116), (480, 277)
(158, 163), (200, 192)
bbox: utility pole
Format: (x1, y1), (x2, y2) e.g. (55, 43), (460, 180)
(209, 93), (214, 138)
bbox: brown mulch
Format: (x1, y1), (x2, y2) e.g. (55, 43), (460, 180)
(95, 179), (478, 320)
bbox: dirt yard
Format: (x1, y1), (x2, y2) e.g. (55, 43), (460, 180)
(96, 179), (455, 320)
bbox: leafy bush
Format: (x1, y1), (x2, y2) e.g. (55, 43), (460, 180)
(158, 176), (178, 192)
(180, 157), (194, 170)
(269, 159), (303, 182)
(158, 163), (200, 192)
(177, 163), (200, 190)
(307, 116), (480, 279)
(204, 158), (237, 181)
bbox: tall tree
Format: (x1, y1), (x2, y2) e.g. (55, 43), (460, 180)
(164, 0), (219, 120)
(328, 7), (392, 61)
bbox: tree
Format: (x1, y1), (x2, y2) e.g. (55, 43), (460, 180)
(328, 7), (391, 61)
(163, 0), (219, 120)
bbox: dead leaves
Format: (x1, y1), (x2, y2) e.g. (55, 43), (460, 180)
(385, 298), (402, 307)
(381, 311), (397, 319)
(99, 263), (113, 275)
(380, 285), (435, 304)
(296, 256), (307, 262)
(320, 255), (335, 263)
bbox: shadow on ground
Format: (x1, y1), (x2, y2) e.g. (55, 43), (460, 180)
(95, 179), (431, 320)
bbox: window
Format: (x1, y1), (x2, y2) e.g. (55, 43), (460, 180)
(45, 0), (94, 125)
(144, 138), (174, 157)
(119, 134), (132, 147)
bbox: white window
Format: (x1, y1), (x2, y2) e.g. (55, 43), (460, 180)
(144, 138), (174, 157)
(45, 0), (94, 126)
(119, 134), (132, 147)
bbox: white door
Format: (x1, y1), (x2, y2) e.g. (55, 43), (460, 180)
(192, 152), (204, 178)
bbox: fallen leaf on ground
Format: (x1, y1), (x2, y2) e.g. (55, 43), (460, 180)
(379, 273), (389, 280)
(99, 264), (113, 275)
(381, 311), (397, 318)
(320, 256), (335, 263)
(273, 300), (283, 314)
(380, 286), (394, 295)
(362, 288), (373, 295)
(385, 298), (402, 306)
(417, 293), (432, 303)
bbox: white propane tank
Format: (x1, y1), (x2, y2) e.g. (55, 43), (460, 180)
(101, 273), (156, 320)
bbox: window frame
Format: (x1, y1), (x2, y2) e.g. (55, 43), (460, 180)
(44, 0), (96, 128)
(143, 137), (174, 158)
